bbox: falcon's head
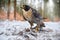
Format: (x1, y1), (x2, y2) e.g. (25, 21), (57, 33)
(20, 5), (31, 11)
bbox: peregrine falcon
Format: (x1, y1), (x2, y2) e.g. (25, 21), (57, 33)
(21, 5), (45, 32)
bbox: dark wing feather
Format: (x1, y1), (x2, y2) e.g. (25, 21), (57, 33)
(31, 8), (43, 20)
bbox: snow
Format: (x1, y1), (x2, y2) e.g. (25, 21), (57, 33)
(0, 20), (60, 40)
(44, 22), (60, 31)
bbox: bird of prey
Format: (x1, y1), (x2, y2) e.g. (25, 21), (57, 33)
(21, 5), (45, 32)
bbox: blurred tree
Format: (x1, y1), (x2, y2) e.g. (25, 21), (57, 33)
(44, 0), (48, 2)
(7, 0), (10, 19)
(14, 0), (16, 20)
(0, 0), (4, 10)
(0, 0), (8, 12)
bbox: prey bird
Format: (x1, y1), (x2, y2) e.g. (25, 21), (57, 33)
(21, 5), (45, 32)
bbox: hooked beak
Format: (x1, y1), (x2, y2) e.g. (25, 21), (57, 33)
(20, 6), (23, 9)
(20, 5), (25, 9)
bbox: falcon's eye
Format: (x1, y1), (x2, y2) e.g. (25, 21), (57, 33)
(23, 5), (31, 11)
(20, 5), (25, 9)
(23, 5), (25, 8)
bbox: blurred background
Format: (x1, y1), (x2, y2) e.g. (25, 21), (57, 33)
(0, 0), (60, 21)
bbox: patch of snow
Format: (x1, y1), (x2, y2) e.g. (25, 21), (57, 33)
(44, 22), (60, 32)
(0, 20), (60, 40)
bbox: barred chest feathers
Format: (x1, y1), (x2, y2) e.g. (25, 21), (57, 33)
(22, 8), (32, 21)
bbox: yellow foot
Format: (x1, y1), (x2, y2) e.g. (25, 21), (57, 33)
(35, 27), (39, 32)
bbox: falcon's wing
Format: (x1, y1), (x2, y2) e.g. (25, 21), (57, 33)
(32, 8), (43, 20)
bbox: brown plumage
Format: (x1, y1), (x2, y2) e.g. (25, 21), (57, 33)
(21, 5), (45, 32)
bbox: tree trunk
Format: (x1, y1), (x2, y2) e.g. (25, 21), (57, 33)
(0, 0), (4, 9)
(7, 0), (10, 19)
(14, 0), (16, 20)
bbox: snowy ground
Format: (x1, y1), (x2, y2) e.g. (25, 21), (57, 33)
(0, 20), (60, 40)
